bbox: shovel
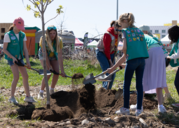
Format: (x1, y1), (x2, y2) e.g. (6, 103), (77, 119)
(83, 66), (123, 85)
(50, 70), (72, 78)
(15, 60), (51, 75)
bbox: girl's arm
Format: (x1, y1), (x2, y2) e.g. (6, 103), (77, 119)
(23, 41), (31, 68)
(58, 50), (66, 77)
(107, 38), (127, 73)
(167, 43), (179, 59)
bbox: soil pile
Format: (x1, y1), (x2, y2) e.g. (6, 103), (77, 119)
(31, 86), (158, 121)
(31, 84), (95, 121)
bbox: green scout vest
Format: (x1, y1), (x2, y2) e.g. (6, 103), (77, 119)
(5, 30), (25, 61)
(169, 39), (179, 67)
(39, 40), (58, 60)
(123, 27), (149, 61)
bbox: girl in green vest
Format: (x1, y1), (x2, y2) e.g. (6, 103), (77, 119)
(3, 17), (36, 104)
(167, 25), (179, 107)
(130, 25), (168, 113)
(38, 25), (66, 99)
(106, 13), (149, 116)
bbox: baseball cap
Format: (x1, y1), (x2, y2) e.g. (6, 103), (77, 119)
(13, 17), (25, 30)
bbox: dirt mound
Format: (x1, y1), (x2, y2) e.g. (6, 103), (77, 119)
(31, 85), (158, 122)
(95, 87), (117, 108)
(32, 107), (73, 121)
(79, 84), (96, 110)
(32, 84), (95, 121)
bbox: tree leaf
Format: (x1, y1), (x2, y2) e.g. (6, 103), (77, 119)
(56, 5), (63, 14)
(59, 5), (63, 9)
(34, 11), (41, 18)
(26, 5), (31, 11)
(34, 1), (40, 8)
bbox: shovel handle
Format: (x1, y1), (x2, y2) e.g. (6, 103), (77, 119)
(95, 66), (123, 78)
(107, 66), (123, 76)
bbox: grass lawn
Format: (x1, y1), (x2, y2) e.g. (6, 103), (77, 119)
(0, 57), (178, 104)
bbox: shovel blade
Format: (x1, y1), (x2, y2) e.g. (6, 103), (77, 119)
(83, 73), (96, 84)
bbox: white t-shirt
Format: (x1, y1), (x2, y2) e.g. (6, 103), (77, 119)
(3, 33), (27, 43)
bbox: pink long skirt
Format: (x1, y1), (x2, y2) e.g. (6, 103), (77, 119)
(143, 47), (167, 94)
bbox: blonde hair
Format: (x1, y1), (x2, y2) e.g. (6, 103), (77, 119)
(39, 25), (62, 52)
(119, 13), (135, 27)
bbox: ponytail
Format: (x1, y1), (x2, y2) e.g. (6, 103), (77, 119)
(110, 21), (116, 27)
(8, 25), (14, 31)
(110, 20), (121, 28)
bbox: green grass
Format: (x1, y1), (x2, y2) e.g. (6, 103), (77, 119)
(0, 57), (178, 104)
(0, 57), (126, 88)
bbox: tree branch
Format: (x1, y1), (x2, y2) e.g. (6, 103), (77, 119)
(45, 14), (59, 25)
(44, 0), (49, 12)
(31, 0), (42, 13)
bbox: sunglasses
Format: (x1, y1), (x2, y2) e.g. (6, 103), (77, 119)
(115, 29), (122, 32)
(47, 26), (57, 30)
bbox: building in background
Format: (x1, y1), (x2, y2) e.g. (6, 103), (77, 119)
(0, 23), (12, 41)
(149, 20), (178, 40)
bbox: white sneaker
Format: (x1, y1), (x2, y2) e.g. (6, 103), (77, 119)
(158, 105), (166, 113)
(50, 89), (54, 95)
(130, 104), (143, 112)
(9, 97), (18, 104)
(24, 96), (36, 103)
(116, 107), (130, 115)
(135, 109), (143, 116)
(38, 92), (44, 99)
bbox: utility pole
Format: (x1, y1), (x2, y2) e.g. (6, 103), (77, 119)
(116, 0), (118, 20)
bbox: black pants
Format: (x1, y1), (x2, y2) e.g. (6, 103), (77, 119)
(174, 67), (179, 95)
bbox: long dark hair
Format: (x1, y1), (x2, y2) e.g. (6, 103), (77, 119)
(168, 25), (179, 44)
(110, 20), (121, 28)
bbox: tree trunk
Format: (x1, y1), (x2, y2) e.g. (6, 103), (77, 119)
(41, 2), (50, 109)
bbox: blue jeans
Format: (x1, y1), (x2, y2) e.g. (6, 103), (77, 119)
(8, 59), (24, 66)
(123, 58), (145, 109)
(96, 49), (116, 89)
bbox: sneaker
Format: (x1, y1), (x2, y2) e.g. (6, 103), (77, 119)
(158, 105), (166, 113)
(50, 89), (54, 95)
(38, 92), (44, 99)
(135, 109), (143, 116)
(24, 96), (36, 103)
(172, 103), (179, 107)
(9, 97), (18, 104)
(115, 107), (130, 115)
(130, 104), (143, 112)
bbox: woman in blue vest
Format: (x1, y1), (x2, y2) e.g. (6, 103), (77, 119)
(167, 25), (179, 107)
(130, 25), (168, 113)
(106, 13), (149, 116)
(96, 20), (121, 89)
(38, 25), (66, 99)
(3, 17), (36, 104)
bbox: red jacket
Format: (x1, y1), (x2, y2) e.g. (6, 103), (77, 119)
(103, 27), (119, 60)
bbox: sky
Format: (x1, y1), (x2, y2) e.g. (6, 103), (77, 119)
(0, 0), (179, 38)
